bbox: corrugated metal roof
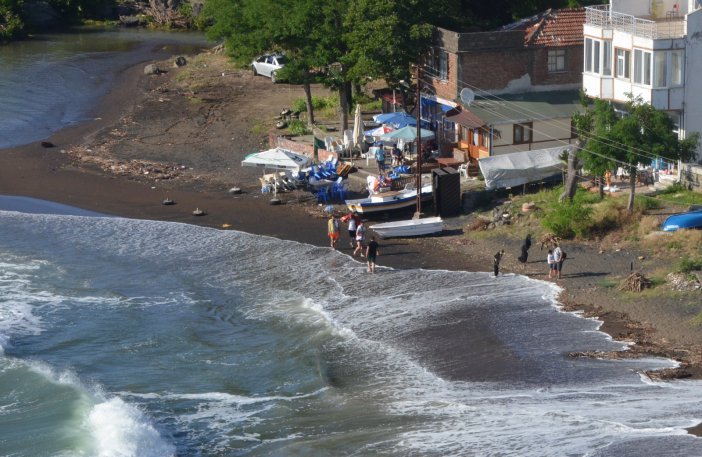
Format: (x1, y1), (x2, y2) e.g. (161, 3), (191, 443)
(446, 109), (485, 128)
(462, 90), (584, 126)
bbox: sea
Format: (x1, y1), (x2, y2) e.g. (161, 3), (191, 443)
(1, 200), (702, 456)
(2, 29), (702, 457)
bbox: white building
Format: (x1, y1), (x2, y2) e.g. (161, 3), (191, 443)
(583, 0), (702, 161)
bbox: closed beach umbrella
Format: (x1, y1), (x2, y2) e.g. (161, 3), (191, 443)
(352, 104), (363, 152)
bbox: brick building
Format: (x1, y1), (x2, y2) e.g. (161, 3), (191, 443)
(422, 8), (586, 162)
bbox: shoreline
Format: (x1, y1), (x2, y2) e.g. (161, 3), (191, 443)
(2, 51), (702, 390)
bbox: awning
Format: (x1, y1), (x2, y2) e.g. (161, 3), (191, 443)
(445, 109), (485, 129)
(421, 94), (459, 111)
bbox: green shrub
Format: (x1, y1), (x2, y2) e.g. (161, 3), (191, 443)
(633, 195), (661, 211)
(677, 256), (702, 273)
(287, 119), (310, 136)
(541, 200), (593, 239)
(291, 98), (307, 113)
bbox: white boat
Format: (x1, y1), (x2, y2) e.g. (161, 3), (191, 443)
(370, 216), (444, 238)
(345, 182), (433, 214)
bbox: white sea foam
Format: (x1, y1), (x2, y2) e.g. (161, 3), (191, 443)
(88, 397), (175, 457)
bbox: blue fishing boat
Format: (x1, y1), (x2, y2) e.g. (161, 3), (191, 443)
(661, 210), (702, 231)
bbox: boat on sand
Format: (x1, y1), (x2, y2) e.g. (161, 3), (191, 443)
(345, 182), (432, 214)
(661, 210), (702, 232)
(371, 216), (444, 238)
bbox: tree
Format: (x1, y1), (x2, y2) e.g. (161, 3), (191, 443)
(579, 95), (700, 212)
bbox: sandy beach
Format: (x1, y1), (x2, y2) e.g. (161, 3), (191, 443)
(2, 49), (702, 386)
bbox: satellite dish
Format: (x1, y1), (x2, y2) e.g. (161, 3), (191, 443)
(460, 88), (475, 105)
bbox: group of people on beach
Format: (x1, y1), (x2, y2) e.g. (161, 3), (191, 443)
(327, 211), (379, 273)
(493, 235), (567, 280)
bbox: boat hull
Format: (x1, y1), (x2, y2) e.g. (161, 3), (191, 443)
(345, 184), (432, 214)
(371, 216), (444, 238)
(662, 211), (702, 232)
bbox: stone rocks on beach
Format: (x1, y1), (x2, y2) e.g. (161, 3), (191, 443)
(144, 64), (161, 75)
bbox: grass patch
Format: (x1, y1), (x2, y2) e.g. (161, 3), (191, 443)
(657, 182), (702, 206)
(291, 95), (338, 116)
(598, 278), (619, 288)
(250, 121), (268, 136)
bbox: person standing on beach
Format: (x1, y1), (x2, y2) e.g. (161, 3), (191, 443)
(553, 244), (563, 279)
(554, 244), (566, 279)
(517, 234), (532, 264)
(375, 143), (386, 174)
(327, 215), (340, 249)
(341, 211), (360, 248)
(353, 221), (366, 257)
(366, 236), (380, 273)
(547, 249), (555, 279)
(493, 249), (504, 277)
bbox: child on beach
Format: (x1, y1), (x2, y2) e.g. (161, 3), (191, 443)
(327, 215), (340, 249)
(547, 249), (556, 279)
(365, 236), (379, 273)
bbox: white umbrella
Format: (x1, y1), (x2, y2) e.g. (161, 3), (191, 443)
(241, 147), (311, 172)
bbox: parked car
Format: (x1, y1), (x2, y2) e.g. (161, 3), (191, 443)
(252, 54), (286, 83)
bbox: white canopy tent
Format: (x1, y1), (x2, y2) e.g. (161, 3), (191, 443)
(478, 146), (568, 190)
(241, 147), (311, 172)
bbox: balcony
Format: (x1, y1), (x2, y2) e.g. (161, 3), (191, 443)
(585, 5), (685, 40)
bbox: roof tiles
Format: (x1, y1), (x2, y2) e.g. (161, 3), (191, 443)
(525, 8), (585, 48)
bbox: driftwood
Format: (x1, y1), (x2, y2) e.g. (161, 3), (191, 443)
(619, 272), (652, 292)
(538, 232), (560, 250)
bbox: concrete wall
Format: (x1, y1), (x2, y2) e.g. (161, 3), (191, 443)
(684, 9), (702, 160)
(268, 133), (338, 162)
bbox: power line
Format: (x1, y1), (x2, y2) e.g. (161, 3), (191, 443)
(420, 66), (679, 166)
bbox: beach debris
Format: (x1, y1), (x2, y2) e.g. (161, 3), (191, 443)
(192, 208), (206, 216)
(222, 223), (232, 229)
(162, 198), (175, 205)
(40, 141), (55, 148)
(666, 272), (701, 291)
(228, 187), (242, 195)
(538, 232), (560, 250)
(619, 272), (652, 292)
(174, 56), (187, 67)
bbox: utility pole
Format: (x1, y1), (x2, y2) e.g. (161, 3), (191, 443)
(414, 59), (423, 219)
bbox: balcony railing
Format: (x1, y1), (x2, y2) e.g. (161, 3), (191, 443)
(585, 5), (685, 39)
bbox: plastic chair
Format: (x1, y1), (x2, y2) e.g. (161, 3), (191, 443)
(458, 163), (469, 179)
(332, 177), (346, 201)
(314, 186), (330, 203)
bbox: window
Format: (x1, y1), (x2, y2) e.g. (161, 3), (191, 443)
(654, 52), (667, 87)
(634, 49), (652, 85)
(671, 50), (683, 85)
(548, 49), (566, 72)
(603, 41), (612, 76)
(513, 123), (532, 144)
(585, 38), (593, 72)
(616, 49), (630, 79)
(431, 48), (448, 80)
(585, 39), (612, 75)
(593, 41), (600, 73)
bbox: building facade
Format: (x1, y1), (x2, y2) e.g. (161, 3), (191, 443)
(583, 0), (702, 161)
(425, 8), (586, 162)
